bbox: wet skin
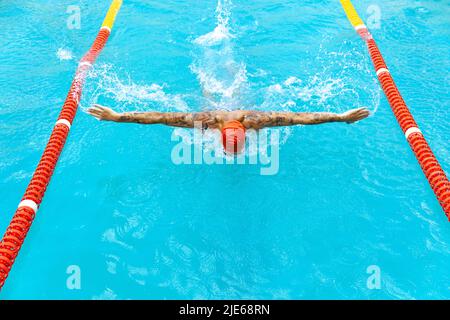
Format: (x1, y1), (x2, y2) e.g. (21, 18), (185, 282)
(87, 105), (371, 130)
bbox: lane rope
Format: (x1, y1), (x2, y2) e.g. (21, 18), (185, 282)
(405, 127), (422, 139)
(55, 119), (72, 129)
(0, 0), (123, 290)
(17, 200), (38, 214)
(340, 0), (450, 219)
(376, 68), (389, 76)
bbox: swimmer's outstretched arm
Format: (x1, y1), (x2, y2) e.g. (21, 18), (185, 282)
(87, 105), (206, 128)
(247, 107), (370, 128)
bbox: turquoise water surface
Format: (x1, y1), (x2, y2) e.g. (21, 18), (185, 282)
(0, 0), (449, 299)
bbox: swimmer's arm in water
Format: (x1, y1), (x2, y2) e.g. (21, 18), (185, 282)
(245, 107), (370, 129)
(87, 105), (214, 128)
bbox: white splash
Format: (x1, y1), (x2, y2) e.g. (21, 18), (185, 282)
(81, 64), (189, 113)
(190, 62), (247, 101)
(56, 48), (73, 61)
(191, 0), (248, 109)
(259, 45), (381, 115)
(194, 0), (234, 46)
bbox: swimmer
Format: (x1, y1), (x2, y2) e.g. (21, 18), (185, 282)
(87, 105), (370, 153)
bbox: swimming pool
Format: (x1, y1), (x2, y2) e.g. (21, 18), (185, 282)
(0, 0), (449, 299)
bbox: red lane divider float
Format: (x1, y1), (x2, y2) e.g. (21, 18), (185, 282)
(0, 0), (123, 290)
(340, 0), (449, 219)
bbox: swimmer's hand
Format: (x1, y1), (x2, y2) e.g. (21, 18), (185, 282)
(341, 107), (370, 124)
(87, 104), (119, 121)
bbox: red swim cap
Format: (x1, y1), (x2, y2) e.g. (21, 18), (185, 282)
(222, 120), (246, 154)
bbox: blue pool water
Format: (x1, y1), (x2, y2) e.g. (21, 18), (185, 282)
(0, 0), (449, 299)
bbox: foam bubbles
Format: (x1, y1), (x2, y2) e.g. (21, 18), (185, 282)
(194, 24), (234, 47)
(191, 0), (248, 110)
(258, 43), (381, 115)
(56, 48), (73, 61)
(194, 0), (234, 46)
(80, 64), (189, 113)
(200, 0), (233, 44)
